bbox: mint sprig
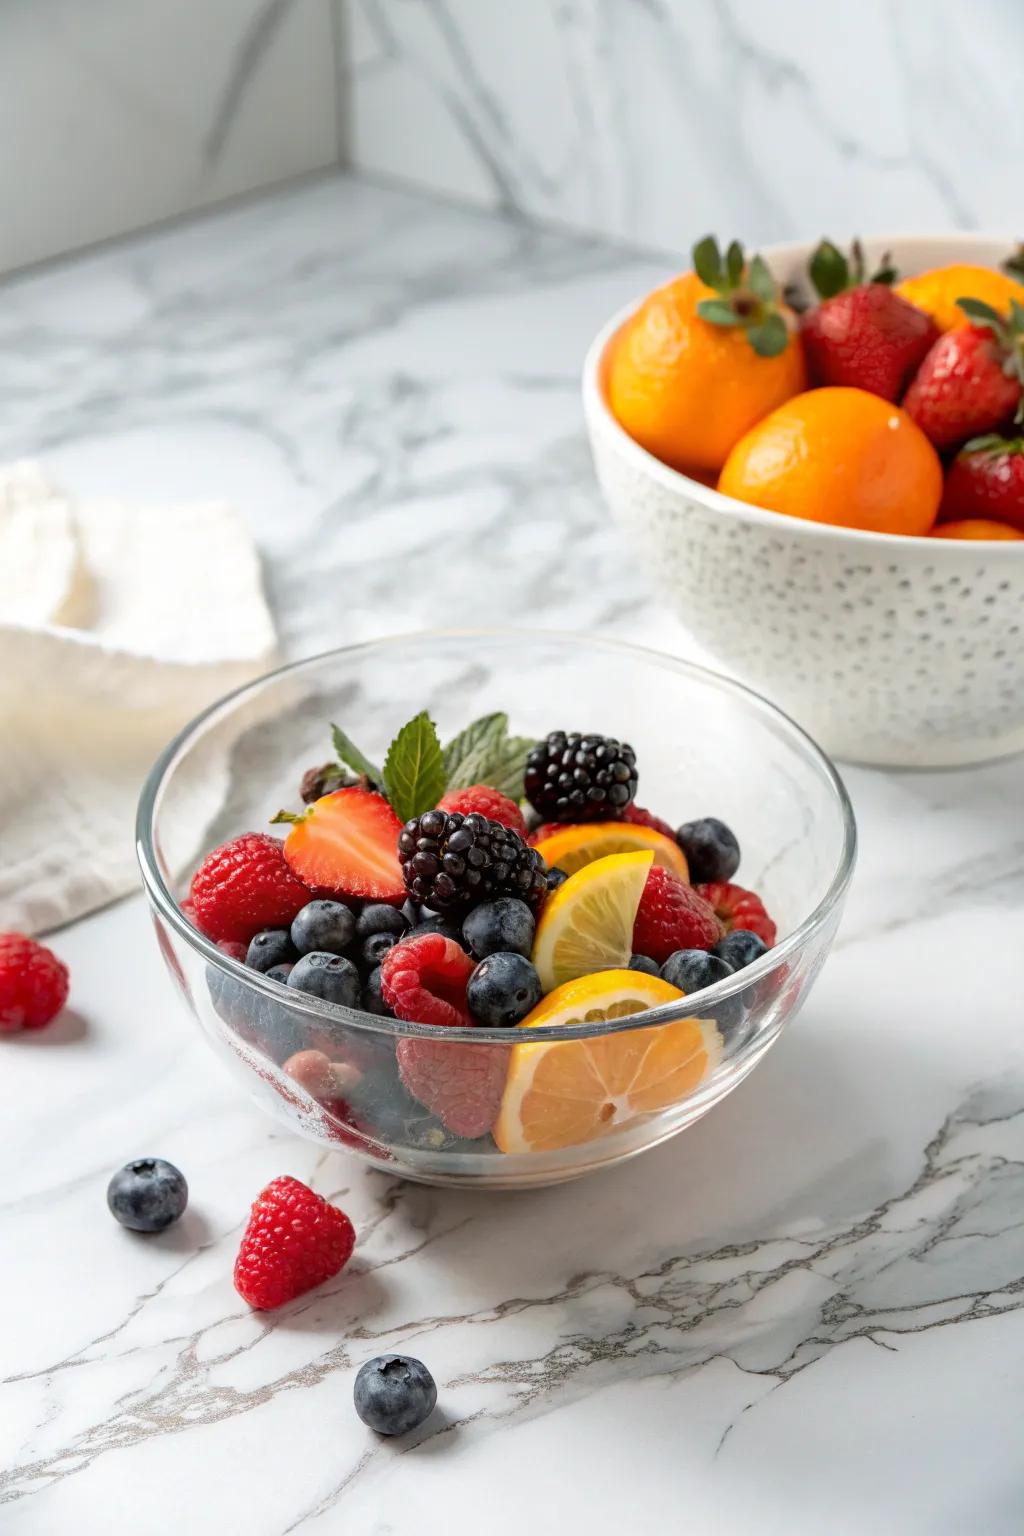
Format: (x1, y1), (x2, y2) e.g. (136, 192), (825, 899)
(381, 712), (446, 824)
(330, 724), (381, 785)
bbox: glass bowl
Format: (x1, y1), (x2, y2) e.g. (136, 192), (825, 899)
(137, 630), (856, 1188)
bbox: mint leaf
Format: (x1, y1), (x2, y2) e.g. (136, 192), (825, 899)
(485, 735), (535, 800)
(443, 712), (508, 788)
(330, 724), (381, 785)
(382, 712), (446, 824)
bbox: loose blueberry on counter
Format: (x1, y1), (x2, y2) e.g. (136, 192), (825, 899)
(462, 897), (535, 960)
(362, 965), (392, 1016)
(467, 952), (542, 1027)
(354, 1354), (437, 1436)
(713, 929), (768, 971)
(546, 867), (569, 891)
(629, 954), (660, 976)
(661, 949), (743, 1031)
(107, 1158), (188, 1233)
(355, 903), (410, 942)
(290, 899), (356, 957)
(246, 929), (296, 973)
(264, 962), (295, 984)
(675, 817), (741, 884)
(361, 930), (401, 968)
(287, 951), (362, 1007)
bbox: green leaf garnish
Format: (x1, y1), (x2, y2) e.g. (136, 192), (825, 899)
(725, 239), (744, 287)
(808, 239), (849, 300)
(746, 313), (789, 358)
(481, 735), (536, 800)
(956, 296), (1005, 333)
(270, 808), (306, 826)
(692, 235), (723, 290)
(443, 712), (509, 786)
(382, 711), (446, 824)
(330, 724), (381, 785)
(746, 254), (777, 305)
(696, 298), (743, 328)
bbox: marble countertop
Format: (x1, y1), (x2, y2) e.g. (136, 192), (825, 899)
(2, 174), (1023, 1535)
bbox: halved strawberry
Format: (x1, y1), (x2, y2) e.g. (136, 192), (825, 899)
(275, 787), (405, 904)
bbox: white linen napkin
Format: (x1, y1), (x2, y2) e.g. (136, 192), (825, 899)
(0, 462), (277, 935)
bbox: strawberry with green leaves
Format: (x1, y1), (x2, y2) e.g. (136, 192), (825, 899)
(940, 434), (1024, 532)
(903, 298), (1024, 451)
(798, 239), (938, 401)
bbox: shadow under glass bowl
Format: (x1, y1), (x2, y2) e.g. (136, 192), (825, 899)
(137, 630), (856, 1189)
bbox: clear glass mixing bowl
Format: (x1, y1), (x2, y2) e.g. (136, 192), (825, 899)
(137, 630), (856, 1188)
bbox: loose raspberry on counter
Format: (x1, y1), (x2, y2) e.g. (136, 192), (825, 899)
(233, 1175), (355, 1310)
(0, 934), (69, 1033)
(189, 832), (312, 945)
(631, 867), (723, 964)
(436, 783), (528, 839)
(696, 882), (777, 947)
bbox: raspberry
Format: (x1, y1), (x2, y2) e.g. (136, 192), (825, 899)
(436, 784), (528, 838)
(189, 832), (311, 945)
(233, 1175), (355, 1310)
(396, 1036), (510, 1140)
(622, 804), (677, 842)
(696, 882), (777, 947)
(631, 867), (723, 964)
(380, 933), (473, 1028)
(0, 934), (69, 1033)
(528, 822), (563, 846)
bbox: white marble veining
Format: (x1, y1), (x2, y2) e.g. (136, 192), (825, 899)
(345, 0), (1024, 252)
(0, 0), (339, 273)
(1, 174), (1023, 1533)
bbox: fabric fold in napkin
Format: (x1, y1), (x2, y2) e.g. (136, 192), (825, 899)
(0, 462), (277, 935)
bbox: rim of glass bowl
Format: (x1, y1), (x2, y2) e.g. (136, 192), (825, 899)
(136, 628), (857, 1047)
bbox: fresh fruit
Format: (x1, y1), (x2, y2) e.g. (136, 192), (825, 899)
(189, 833), (312, 945)
(436, 783), (528, 838)
(532, 820), (689, 881)
(291, 899), (357, 956)
(362, 966), (391, 1016)
(697, 882), (777, 946)
(933, 518), (1024, 541)
(622, 804), (677, 842)
(532, 849), (654, 992)
(0, 934), (69, 1032)
(361, 931), (401, 968)
(713, 929), (769, 970)
(265, 962), (294, 984)
(467, 952), (543, 1027)
(494, 970), (723, 1154)
(799, 240), (937, 400)
(631, 866), (723, 965)
(398, 809), (547, 914)
(675, 817), (741, 884)
(287, 952), (362, 1007)
(718, 387), (942, 536)
(215, 939), (248, 962)
(939, 434), (1024, 532)
(246, 929), (296, 974)
(380, 932), (474, 1028)
(524, 731), (638, 821)
(546, 867), (569, 891)
(660, 949), (743, 1030)
(300, 762), (356, 803)
(395, 1001), (509, 1137)
(629, 954), (661, 976)
(233, 1175), (355, 1310)
(902, 308), (1024, 451)
(355, 903), (411, 942)
(607, 238), (806, 472)
(107, 1159), (188, 1233)
(354, 1355), (437, 1436)
(895, 264), (1024, 334)
(283, 1049), (360, 1102)
(275, 787), (406, 905)
(462, 897), (536, 960)
(405, 916), (468, 948)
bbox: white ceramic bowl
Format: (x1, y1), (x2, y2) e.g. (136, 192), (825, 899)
(584, 233), (1024, 768)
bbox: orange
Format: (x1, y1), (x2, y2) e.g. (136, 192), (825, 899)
(718, 387), (943, 536)
(933, 519), (1024, 542)
(607, 272), (807, 473)
(493, 969), (723, 1154)
(895, 264), (1024, 334)
(532, 822), (689, 881)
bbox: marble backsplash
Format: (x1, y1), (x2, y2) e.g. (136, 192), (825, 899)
(345, 0), (1024, 257)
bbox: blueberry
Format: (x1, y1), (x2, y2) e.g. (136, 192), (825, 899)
(405, 917), (468, 948)
(265, 962), (295, 984)
(362, 965), (392, 1016)
(246, 929), (296, 973)
(354, 1354), (437, 1436)
(661, 949), (734, 993)
(546, 867), (569, 891)
(362, 930), (400, 968)
(462, 897), (535, 960)
(713, 929), (768, 971)
(355, 904), (410, 942)
(290, 900), (356, 957)
(107, 1158), (188, 1233)
(467, 952), (542, 1027)
(675, 817), (740, 884)
(287, 951), (361, 1007)
(629, 954), (660, 976)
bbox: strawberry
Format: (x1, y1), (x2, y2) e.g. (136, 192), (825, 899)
(189, 832), (312, 945)
(274, 787), (405, 905)
(621, 804), (677, 842)
(903, 298), (1024, 451)
(799, 239), (937, 401)
(696, 882), (777, 947)
(233, 1176), (355, 1310)
(632, 867), (722, 964)
(939, 434), (1024, 533)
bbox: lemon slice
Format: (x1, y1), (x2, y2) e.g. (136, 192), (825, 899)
(532, 849), (653, 993)
(494, 969), (723, 1154)
(533, 822), (689, 881)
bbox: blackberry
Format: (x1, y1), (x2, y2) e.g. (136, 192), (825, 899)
(524, 731), (637, 822)
(398, 810), (547, 915)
